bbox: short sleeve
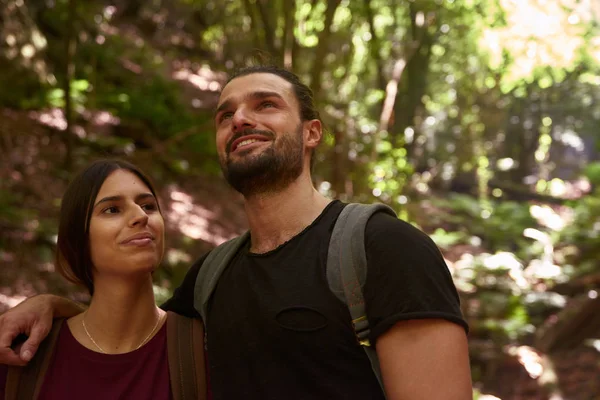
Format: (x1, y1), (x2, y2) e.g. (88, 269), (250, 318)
(160, 253), (209, 318)
(363, 212), (468, 342)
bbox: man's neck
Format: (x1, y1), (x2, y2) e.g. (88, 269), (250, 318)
(243, 173), (332, 254)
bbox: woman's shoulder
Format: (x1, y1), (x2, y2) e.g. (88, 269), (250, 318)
(165, 312), (204, 334)
(0, 363), (7, 400)
(164, 312), (204, 362)
(0, 319), (66, 400)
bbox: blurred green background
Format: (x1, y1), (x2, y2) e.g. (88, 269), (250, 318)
(1, 0), (600, 398)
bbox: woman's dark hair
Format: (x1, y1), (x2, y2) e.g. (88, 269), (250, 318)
(55, 159), (160, 295)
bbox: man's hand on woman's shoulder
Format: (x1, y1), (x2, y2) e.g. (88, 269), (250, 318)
(0, 294), (82, 365)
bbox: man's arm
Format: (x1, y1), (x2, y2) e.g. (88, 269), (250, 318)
(0, 294), (84, 365)
(160, 253), (206, 318)
(362, 211), (471, 398)
(377, 319), (472, 399)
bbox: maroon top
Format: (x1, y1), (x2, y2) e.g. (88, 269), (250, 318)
(0, 322), (171, 399)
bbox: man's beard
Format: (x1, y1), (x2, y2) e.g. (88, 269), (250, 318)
(222, 125), (304, 197)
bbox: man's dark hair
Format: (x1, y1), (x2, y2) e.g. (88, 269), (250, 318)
(55, 159), (160, 295)
(227, 65), (322, 171)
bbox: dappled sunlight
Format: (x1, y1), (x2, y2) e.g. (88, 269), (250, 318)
(0, 250), (15, 263)
(1, 0), (50, 80)
(525, 258), (563, 280)
(28, 108), (121, 135)
(523, 228), (563, 280)
(557, 129), (585, 153)
(0, 293), (25, 308)
(482, 251), (522, 271)
(506, 345), (558, 385)
(585, 338), (600, 352)
(484, 252), (530, 291)
(529, 204), (572, 231)
(172, 66), (223, 92)
(478, 395), (502, 400)
(29, 108), (67, 131)
(1, 0), (600, 396)
(165, 248), (192, 265)
(507, 345), (545, 379)
(505, 345), (567, 400)
(483, 0), (593, 83)
(452, 247), (569, 295)
(87, 110), (121, 127)
(166, 189), (232, 246)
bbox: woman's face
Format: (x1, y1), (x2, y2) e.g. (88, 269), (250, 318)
(88, 169), (165, 277)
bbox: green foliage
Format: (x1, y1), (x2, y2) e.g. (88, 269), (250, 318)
(584, 162), (600, 185)
(559, 189), (600, 278)
(0, 190), (36, 226)
(46, 79), (90, 109)
(104, 77), (194, 138)
(431, 194), (538, 251)
(2, 0), (600, 394)
(429, 228), (467, 250)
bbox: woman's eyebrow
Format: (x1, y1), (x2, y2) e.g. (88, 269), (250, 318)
(93, 193), (154, 208)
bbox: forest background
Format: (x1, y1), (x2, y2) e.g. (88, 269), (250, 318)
(2, 0), (600, 398)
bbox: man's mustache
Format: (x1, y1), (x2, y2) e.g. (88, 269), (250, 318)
(226, 129), (275, 154)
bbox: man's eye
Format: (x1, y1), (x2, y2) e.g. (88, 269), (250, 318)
(260, 101), (275, 109)
(220, 112), (233, 122)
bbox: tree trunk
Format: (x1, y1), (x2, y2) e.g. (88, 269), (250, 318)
(63, 0), (76, 169)
(255, 0), (279, 59)
(310, 0), (342, 102)
(332, 126), (346, 197)
(282, 0), (296, 69)
(375, 3), (432, 162)
(241, 0), (264, 55)
(363, 0), (385, 90)
(394, 5), (435, 161)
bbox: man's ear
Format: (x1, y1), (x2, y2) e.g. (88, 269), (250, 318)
(304, 119), (322, 149)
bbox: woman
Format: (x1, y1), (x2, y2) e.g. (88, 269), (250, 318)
(0, 159), (207, 399)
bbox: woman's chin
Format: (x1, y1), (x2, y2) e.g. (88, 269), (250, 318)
(96, 260), (160, 279)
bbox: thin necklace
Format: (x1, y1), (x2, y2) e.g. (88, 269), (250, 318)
(82, 311), (164, 354)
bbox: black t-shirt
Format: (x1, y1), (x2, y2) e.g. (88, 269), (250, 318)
(162, 200), (467, 399)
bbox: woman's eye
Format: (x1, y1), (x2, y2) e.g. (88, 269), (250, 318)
(142, 203), (158, 212)
(102, 206), (119, 214)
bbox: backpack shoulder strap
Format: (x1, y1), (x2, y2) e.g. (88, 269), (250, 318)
(5, 318), (65, 400)
(166, 311), (207, 400)
(193, 232), (250, 324)
(326, 202), (396, 395)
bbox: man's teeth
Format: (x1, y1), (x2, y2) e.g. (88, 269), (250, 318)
(237, 139), (261, 149)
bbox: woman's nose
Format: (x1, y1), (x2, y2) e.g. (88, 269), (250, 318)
(129, 206), (149, 227)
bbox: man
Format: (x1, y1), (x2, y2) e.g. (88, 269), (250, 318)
(0, 65), (472, 399)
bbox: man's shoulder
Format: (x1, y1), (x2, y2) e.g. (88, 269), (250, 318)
(363, 206), (437, 250)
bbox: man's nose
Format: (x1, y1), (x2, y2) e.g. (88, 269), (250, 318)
(232, 108), (256, 132)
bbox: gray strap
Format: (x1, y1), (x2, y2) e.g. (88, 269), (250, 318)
(194, 232), (250, 325)
(327, 203), (396, 395)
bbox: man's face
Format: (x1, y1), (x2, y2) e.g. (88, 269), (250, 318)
(214, 73), (306, 196)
